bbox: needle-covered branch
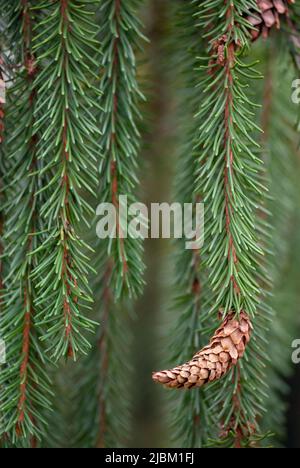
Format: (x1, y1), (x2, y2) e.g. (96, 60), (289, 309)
(31, 0), (101, 360)
(193, 0), (271, 447)
(154, 0), (273, 448)
(0, 0), (52, 445)
(97, 0), (145, 299)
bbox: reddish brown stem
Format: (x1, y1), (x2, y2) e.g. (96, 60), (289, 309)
(223, 7), (241, 296)
(218, 3), (253, 444)
(59, 0), (76, 355)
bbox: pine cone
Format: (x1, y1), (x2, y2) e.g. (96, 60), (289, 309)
(248, 0), (295, 40)
(152, 312), (252, 390)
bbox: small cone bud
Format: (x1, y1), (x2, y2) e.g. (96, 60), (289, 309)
(152, 312), (253, 390)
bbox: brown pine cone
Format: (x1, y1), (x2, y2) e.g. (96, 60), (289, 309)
(152, 312), (252, 390)
(248, 0), (295, 40)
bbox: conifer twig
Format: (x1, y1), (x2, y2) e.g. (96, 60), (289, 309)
(31, 0), (101, 360)
(154, 0), (272, 447)
(68, 0), (147, 447)
(163, 0), (213, 447)
(0, 0), (53, 445)
(97, 0), (145, 299)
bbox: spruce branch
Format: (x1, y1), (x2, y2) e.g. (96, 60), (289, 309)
(154, 0), (264, 374)
(163, 0), (213, 448)
(39, 262), (133, 448)
(0, 0), (53, 445)
(69, 0), (148, 446)
(195, 0), (273, 447)
(31, 0), (101, 360)
(94, 272), (132, 448)
(0, 0), (298, 450)
(196, 0), (265, 319)
(153, 0), (273, 447)
(97, 0), (146, 299)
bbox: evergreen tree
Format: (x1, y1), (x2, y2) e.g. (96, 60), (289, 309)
(0, 0), (300, 449)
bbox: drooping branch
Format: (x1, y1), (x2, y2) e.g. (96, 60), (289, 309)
(31, 0), (101, 360)
(0, 0), (52, 445)
(161, 0), (214, 448)
(70, 260), (133, 448)
(153, 0), (271, 448)
(98, 0), (145, 299)
(71, 0), (148, 447)
(154, 0), (262, 387)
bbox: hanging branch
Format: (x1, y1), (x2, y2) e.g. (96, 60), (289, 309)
(40, 261), (133, 448)
(97, 0), (145, 299)
(163, 0), (213, 447)
(93, 270), (132, 449)
(0, 0), (53, 445)
(192, 0), (272, 447)
(153, 0), (274, 447)
(31, 0), (101, 361)
(154, 0), (263, 384)
(68, 0), (147, 447)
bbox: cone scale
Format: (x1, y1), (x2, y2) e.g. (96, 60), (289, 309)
(248, 0), (295, 40)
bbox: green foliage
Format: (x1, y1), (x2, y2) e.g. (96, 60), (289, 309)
(69, 0), (147, 446)
(97, 0), (145, 299)
(0, 0), (300, 449)
(196, 0), (264, 318)
(167, 0), (273, 448)
(0, 0), (52, 445)
(31, 0), (101, 360)
(162, 0), (280, 448)
(166, 0), (212, 448)
(165, 0), (300, 449)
